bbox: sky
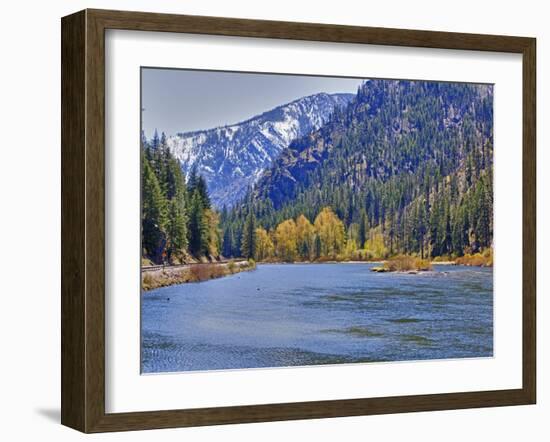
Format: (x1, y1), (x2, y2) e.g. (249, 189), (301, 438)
(141, 68), (364, 137)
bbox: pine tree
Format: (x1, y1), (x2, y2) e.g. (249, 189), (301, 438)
(165, 199), (188, 262)
(240, 211), (257, 259)
(358, 210), (369, 249)
(443, 209), (452, 255)
(416, 199), (428, 259)
(429, 198), (441, 258)
(163, 156), (185, 200)
(195, 175), (211, 209)
(141, 154), (167, 263)
(222, 226), (235, 258)
(475, 176), (491, 250)
(187, 165), (199, 194)
(187, 192), (209, 257)
(141, 130), (148, 149)
(151, 129), (160, 150)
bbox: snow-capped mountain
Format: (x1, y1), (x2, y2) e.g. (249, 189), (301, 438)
(165, 92), (354, 208)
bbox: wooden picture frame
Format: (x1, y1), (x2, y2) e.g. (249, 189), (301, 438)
(61, 8), (536, 433)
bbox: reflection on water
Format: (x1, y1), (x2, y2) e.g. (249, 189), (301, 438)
(141, 263), (493, 373)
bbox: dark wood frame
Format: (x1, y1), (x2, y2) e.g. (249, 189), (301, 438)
(61, 8), (536, 433)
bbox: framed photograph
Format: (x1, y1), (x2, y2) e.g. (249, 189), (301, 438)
(61, 9), (536, 433)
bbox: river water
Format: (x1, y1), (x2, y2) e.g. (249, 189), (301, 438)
(141, 263), (493, 373)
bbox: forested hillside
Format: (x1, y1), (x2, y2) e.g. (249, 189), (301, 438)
(221, 79), (494, 262)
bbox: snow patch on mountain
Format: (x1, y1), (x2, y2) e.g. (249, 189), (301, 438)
(165, 92), (353, 208)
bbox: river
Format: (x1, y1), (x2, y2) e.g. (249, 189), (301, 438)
(141, 263), (493, 373)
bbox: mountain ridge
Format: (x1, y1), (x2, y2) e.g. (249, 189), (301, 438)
(175, 92), (354, 137)
(163, 92), (354, 208)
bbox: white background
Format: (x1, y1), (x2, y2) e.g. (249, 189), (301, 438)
(106, 30), (522, 413)
(0, 0), (547, 440)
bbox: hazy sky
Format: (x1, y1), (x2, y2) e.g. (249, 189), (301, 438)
(141, 68), (364, 137)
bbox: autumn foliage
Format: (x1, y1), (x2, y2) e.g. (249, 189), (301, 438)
(455, 248), (493, 267)
(226, 205), (493, 267)
(247, 206), (389, 263)
(383, 255), (433, 272)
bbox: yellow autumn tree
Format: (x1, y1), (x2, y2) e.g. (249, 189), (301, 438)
(254, 227), (274, 261)
(204, 209), (221, 257)
(314, 207), (345, 259)
(364, 230), (388, 260)
(344, 238), (358, 259)
(295, 214), (316, 261)
(345, 223), (360, 259)
(274, 219), (298, 262)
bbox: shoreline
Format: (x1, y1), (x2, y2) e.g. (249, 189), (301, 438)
(255, 257), (491, 268)
(141, 260), (255, 291)
(254, 258), (492, 274)
(257, 260), (384, 265)
(142, 256), (492, 291)
(256, 260), (457, 266)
